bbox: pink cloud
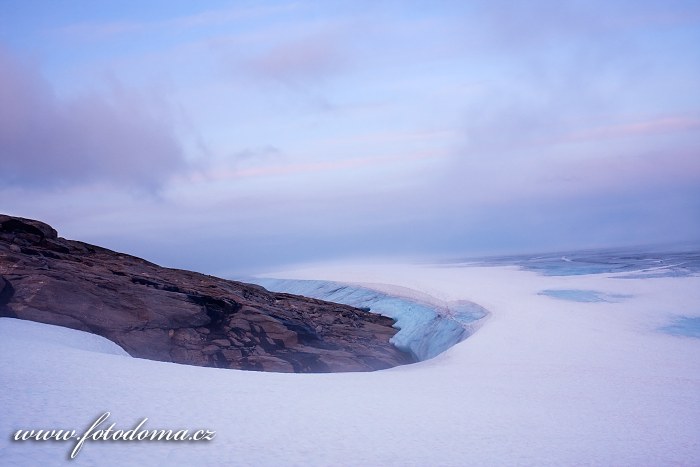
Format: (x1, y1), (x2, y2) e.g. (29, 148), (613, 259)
(246, 32), (347, 87)
(183, 151), (442, 184)
(565, 117), (700, 142)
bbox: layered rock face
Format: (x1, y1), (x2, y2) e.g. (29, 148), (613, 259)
(0, 215), (414, 372)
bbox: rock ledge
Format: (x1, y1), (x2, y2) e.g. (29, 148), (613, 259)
(0, 215), (414, 372)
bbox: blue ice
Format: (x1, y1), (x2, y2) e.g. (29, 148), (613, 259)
(659, 316), (700, 338)
(249, 278), (488, 361)
(538, 289), (632, 303)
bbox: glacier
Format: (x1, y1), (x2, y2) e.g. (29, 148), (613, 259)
(250, 278), (488, 361)
(2, 257), (699, 465)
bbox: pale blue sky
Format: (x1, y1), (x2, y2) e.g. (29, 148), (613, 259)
(1, 1), (699, 273)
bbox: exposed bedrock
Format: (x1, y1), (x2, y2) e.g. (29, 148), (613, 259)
(0, 214), (415, 372)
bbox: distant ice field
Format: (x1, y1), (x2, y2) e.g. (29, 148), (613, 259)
(444, 246), (700, 277)
(442, 248), (700, 340)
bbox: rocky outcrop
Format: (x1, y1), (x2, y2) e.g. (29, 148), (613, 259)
(0, 214), (414, 372)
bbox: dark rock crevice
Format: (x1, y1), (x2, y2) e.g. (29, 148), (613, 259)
(0, 276), (17, 317)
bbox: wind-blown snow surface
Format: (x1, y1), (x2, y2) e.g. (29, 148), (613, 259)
(2, 263), (700, 465)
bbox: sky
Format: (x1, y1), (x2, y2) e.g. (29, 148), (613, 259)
(1, 1), (699, 275)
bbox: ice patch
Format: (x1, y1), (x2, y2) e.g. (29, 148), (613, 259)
(659, 316), (700, 338)
(538, 289), (632, 303)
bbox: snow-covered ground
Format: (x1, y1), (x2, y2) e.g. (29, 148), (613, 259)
(1, 262), (699, 466)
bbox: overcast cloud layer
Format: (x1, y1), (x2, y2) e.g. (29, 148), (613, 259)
(1, 1), (698, 274)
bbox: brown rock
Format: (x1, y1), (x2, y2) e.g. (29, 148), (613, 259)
(220, 348), (243, 360)
(0, 214), (415, 372)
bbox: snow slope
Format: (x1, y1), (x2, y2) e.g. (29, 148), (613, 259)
(1, 263), (699, 466)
